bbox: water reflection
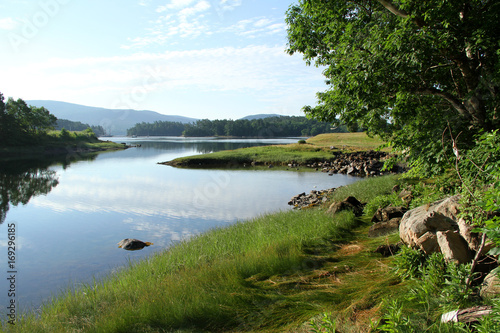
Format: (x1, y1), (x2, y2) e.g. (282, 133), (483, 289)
(0, 160), (59, 224)
(0, 138), (359, 313)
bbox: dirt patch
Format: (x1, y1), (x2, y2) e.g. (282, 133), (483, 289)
(337, 243), (364, 256)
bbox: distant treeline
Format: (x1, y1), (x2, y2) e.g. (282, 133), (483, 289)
(55, 119), (107, 136)
(127, 116), (347, 137)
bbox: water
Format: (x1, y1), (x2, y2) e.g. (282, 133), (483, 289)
(0, 137), (360, 314)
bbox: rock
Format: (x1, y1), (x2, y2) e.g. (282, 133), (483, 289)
(415, 232), (440, 254)
(371, 206), (407, 223)
(436, 230), (472, 264)
(399, 195), (476, 262)
(399, 196), (461, 249)
(374, 244), (401, 257)
(480, 271), (500, 299)
(457, 217), (480, 251)
(328, 196), (364, 216)
(368, 218), (401, 237)
(288, 189), (335, 209)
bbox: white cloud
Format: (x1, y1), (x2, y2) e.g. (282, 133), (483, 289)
(0, 45), (325, 112)
(178, 0), (210, 19)
(0, 17), (18, 30)
(218, 0), (242, 11)
(156, 0), (197, 13)
(220, 17), (285, 38)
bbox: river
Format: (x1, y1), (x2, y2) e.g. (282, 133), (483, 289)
(0, 137), (360, 314)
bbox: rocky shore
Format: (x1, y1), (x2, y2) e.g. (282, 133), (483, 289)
(303, 150), (396, 176)
(166, 150), (404, 177)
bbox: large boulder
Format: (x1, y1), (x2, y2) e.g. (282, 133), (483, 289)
(399, 195), (476, 263)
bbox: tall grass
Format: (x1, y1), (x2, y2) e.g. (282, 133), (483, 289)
(10, 209), (355, 332)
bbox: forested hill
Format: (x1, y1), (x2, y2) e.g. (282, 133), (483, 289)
(127, 116), (348, 137)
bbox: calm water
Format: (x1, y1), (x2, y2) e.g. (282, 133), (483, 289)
(0, 137), (360, 314)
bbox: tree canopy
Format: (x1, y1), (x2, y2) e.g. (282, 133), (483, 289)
(0, 92), (57, 146)
(126, 116), (346, 137)
(286, 0), (500, 174)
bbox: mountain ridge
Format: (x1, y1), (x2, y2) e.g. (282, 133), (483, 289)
(27, 100), (198, 135)
(27, 100), (294, 135)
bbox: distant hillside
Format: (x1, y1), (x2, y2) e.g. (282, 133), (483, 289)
(27, 100), (198, 135)
(240, 114), (283, 120)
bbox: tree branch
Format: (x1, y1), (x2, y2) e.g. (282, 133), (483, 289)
(377, 0), (408, 18)
(377, 0), (425, 27)
(417, 87), (469, 118)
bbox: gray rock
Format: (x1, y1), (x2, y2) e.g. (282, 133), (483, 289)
(399, 195), (476, 262)
(481, 271), (500, 299)
(368, 218), (401, 237)
(436, 230), (472, 264)
(399, 196), (461, 249)
(328, 196), (364, 216)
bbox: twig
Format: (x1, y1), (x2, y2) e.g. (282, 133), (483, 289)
(465, 233), (487, 292)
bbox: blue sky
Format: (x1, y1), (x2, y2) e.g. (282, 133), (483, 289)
(0, 0), (325, 119)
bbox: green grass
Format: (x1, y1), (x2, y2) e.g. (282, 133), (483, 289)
(0, 130), (125, 160)
(164, 132), (387, 167)
(6, 175), (406, 332)
(306, 132), (387, 151)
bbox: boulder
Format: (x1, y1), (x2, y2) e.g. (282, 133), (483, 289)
(368, 218), (401, 237)
(480, 271), (500, 299)
(399, 195), (476, 262)
(328, 196), (364, 216)
(399, 196), (461, 249)
(436, 230), (472, 264)
(415, 232), (440, 254)
(371, 206), (407, 223)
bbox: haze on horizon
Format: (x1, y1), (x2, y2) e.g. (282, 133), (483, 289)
(0, 0), (326, 120)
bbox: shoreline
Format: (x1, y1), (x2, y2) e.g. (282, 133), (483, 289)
(0, 141), (128, 160)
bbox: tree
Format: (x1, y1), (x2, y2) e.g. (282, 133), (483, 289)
(286, 0), (500, 174)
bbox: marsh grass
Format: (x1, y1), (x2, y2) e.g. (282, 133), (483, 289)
(165, 132), (388, 167)
(7, 175), (405, 332)
(306, 132), (387, 151)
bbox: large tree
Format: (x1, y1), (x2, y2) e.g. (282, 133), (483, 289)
(286, 0), (500, 173)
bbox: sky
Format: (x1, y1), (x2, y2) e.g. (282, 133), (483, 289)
(0, 0), (326, 120)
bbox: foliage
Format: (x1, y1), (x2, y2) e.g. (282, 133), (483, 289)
(363, 192), (402, 216)
(378, 251), (481, 332)
(126, 120), (185, 136)
(0, 92), (58, 146)
(286, 0), (500, 176)
(127, 116), (348, 137)
(476, 299), (500, 332)
(456, 131), (500, 252)
(309, 312), (337, 333)
(55, 119), (107, 136)
(392, 246), (426, 280)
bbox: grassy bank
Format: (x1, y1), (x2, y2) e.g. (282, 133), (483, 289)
(0, 129), (126, 160)
(7, 175), (404, 332)
(163, 132), (386, 167)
